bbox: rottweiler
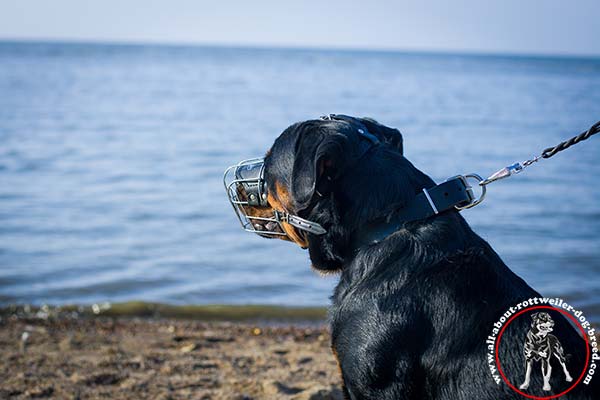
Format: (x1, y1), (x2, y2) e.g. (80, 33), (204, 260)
(228, 115), (597, 399)
(520, 312), (573, 391)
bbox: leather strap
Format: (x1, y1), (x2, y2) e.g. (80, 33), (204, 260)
(320, 114), (380, 160)
(352, 176), (475, 248)
(326, 114), (380, 145)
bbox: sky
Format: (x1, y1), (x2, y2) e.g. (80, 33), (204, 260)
(1, 0), (599, 56)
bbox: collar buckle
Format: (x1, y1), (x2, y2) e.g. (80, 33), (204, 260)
(451, 174), (486, 210)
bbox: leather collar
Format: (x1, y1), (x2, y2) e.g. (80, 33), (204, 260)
(351, 176), (475, 249)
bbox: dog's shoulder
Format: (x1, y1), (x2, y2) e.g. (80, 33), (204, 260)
(330, 301), (432, 399)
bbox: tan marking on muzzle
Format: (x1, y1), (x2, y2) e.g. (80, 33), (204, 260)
(268, 181), (309, 248)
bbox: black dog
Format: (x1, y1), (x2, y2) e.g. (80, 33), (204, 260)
(236, 116), (597, 399)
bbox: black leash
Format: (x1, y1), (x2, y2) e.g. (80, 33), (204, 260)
(541, 120), (600, 158)
(479, 120), (600, 187)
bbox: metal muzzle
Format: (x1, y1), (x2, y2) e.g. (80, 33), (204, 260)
(223, 158), (327, 237)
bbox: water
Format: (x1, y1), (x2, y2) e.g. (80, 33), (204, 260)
(1, 41), (599, 322)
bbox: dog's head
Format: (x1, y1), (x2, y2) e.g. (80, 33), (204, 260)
(530, 312), (555, 336)
(230, 116), (435, 271)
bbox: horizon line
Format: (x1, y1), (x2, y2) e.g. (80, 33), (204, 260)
(1, 36), (600, 61)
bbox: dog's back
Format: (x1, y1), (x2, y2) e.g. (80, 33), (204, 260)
(331, 216), (529, 399)
(330, 218), (597, 399)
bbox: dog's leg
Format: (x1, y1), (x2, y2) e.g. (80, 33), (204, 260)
(331, 345), (351, 400)
(519, 360), (532, 390)
(541, 360), (552, 391)
(552, 342), (573, 383)
(554, 353), (573, 382)
(342, 384), (351, 400)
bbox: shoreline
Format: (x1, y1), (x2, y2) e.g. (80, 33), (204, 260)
(0, 302), (329, 324)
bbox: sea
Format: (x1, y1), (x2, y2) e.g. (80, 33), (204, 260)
(1, 41), (599, 322)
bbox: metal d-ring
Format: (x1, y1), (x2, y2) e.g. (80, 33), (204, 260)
(455, 173), (486, 210)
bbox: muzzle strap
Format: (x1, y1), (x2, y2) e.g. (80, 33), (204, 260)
(284, 213), (327, 235)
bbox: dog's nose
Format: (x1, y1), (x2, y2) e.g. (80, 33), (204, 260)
(265, 221), (279, 232)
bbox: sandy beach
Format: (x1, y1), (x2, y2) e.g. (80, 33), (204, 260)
(0, 314), (343, 399)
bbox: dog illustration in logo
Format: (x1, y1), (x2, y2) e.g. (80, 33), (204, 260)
(519, 312), (573, 391)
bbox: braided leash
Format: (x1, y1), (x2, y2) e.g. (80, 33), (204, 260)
(478, 120), (600, 187)
(541, 120), (600, 159)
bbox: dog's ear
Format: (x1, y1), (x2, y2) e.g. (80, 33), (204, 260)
(530, 312), (538, 327)
(359, 117), (403, 155)
(291, 126), (350, 211)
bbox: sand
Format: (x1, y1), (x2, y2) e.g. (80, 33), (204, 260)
(0, 315), (343, 399)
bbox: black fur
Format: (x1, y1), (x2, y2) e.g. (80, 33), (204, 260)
(262, 117), (598, 399)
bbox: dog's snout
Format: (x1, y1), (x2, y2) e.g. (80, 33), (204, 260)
(233, 182), (286, 237)
(251, 221), (282, 233)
